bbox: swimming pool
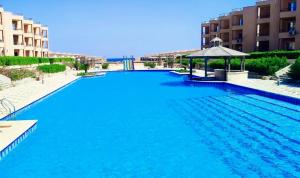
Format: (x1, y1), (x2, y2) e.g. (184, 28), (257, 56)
(1, 71), (300, 177)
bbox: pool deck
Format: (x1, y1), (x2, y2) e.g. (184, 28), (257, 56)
(0, 70), (80, 119)
(0, 120), (37, 154)
(229, 79), (300, 99)
(185, 70), (300, 99)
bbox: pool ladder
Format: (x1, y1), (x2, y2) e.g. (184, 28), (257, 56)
(0, 98), (16, 119)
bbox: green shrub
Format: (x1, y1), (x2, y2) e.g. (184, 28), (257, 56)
(246, 57), (288, 75)
(49, 58), (55, 64)
(0, 56), (74, 66)
(77, 72), (95, 76)
(0, 68), (36, 81)
(177, 58), (203, 69)
(209, 57), (288, 75)
(102, 63), (109, 69)
(37, 64), (66, 73)
(249, 50), (300, 59)
(144, 62), (156, 68)
(288, 57), (300, 80)
(209, 59), (242, 70)
(209, 59), (225, 69)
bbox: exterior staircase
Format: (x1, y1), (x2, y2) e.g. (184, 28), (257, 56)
(275, 65), (292, 84)
(0, 74), (12, 90)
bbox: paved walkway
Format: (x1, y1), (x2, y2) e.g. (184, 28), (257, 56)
(0, 70), (79, 119)
(230, 79), (300, 99)
(190, 70), (300, 99)
(0, 120), (37, 153)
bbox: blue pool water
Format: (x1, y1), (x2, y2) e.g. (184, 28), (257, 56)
(1, 71), (300, 178)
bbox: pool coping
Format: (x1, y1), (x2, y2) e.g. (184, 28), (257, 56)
(0, 120), (38, 159)
(184, 80), (300, 105)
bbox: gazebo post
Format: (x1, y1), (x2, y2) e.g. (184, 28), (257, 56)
(243, 56), (246, 71)
(204, 57), (208, 77)
(224, 57), (228, 81)
(189, 57), (193, 80)
(240, 57), (243, 71)
(228, 57), (231, 72)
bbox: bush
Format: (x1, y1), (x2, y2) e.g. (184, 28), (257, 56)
(177, 58), (203, 69)
(209, 57), (289, 76)
(246, 57), (288, 75)
(77, 72), (95, 76)
(0, 56), (74, 66)
(0, 68), (36, 81)
(249, 50), (300, 59)
(288, 57), (300, 80)
(102, 63), (109, 69)
(144, 62), (156, 68)
(37, 64), (66, 73)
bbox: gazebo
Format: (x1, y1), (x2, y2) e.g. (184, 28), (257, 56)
(187, 37), (250, 81)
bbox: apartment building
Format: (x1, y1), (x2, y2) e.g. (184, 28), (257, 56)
(0, 6), (49, 57)
(201, 0), (300, 52)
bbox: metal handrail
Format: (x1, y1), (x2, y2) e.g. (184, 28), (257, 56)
(1, 100), (11, 114)
(0, 98), (16, 118)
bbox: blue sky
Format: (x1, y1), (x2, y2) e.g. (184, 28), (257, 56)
(2, 0), (253, 57)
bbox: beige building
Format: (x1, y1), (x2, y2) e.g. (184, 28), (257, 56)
(201, 0), (299, 52)
(0, 6), (49, 57)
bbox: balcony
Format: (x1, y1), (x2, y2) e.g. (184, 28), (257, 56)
(257, 23), (270, 36)
(14, 49), (23, 57)
(279, 17), (296, 38)
(210, 24), (220, 34)
(202, 26), (210, 36)
(281, 0), (297, 12)
(220, 19), (230, 33)
(279, 38), (295, 50)
(42, 30), (48, 38)
(258, 5), (270, 18)
(280, 1), (297, 17)
(24, 25), (33, 34)
(232, 15), (243, 30)
(232, 30), (243, 44)
(220, 32), (230, 43)
(257, 41), (269, 51)
(13, 35), (24, 47)
(257, 23), (270, 42)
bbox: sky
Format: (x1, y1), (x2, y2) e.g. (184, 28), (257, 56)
(2, 0), (253, 58)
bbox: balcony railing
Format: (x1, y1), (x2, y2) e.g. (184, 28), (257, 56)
(13, 42), (23, 45)
(25, 43), (33, 47)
